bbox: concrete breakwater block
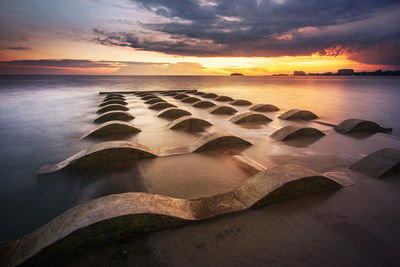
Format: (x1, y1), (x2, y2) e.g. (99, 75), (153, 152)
(230, 99), (252, 106)
(350, 148), (400, 178)
(250, 104), (280, 112)
(37, 141), (157, 175)
(230, 112), (272, 124)
(99, 100), (128, 107)
(141, 95), (158, 101)
(189, 131), (252, 152)
(81, 121), (141, 139)
(279, 109), (318, 120)
(148, 102), (177, 110)
(270, 125), (325, 141)
(202, 93), (218, 98)
(174, 93), (189, 99)
(97, 104), (129, 114)
(6, 165), (343, 266)
(157, 107), (192, 119)
(215, 95), (233, 102)
(93, 111), (134, 123)
(334, 118), (392, 134)
(192, 100), (216, 108)
(209, 105), (238, 115)
(145, 98), (165, 105)
(168, 115), (212, 130)
(181, 96), (201, 103)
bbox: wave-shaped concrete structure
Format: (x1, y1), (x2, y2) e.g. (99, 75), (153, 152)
(181, 96), (201, 103)
(193, 91), (205, 95)
(334, 119), (392, 134)
(37, 141), (157, 175)
(141, 95), (158, 101)
(279, 109), (318, 120)
(98, 100), (128, 107)
(157, 107), (192, 119)
(350, 148), (400, 178)
(192, 100), (216, 108)
(270, 126), (325, 141)
(144, 98), (165, 105)
(148, 102), (177, 110)
(105, 93), (124, 98)
(96, 104), (129, 114)
(250, 104), (280, 112)
(93, 111), (134, 123)
(230, 112), (272, 124)
(5, 165), (343, 266)
(80, 121), (141, 139)
(209, 105), (238, 115)
(168, 116), (212, 130)
(215, 95), (233, 102)
(230, 99), (252, 106)
(163, 92), (178, 96)
(104, 96), (125, 102)
(174, 93), (189, 99)
(190, 132), (252, 152)
(202, 93), (218, 98)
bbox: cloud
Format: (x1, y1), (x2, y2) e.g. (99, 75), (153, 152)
(6, 46), (30, 50)
(91, 0), (400, 67)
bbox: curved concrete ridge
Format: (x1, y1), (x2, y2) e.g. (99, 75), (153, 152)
(148, 102), (177, 110)
(181, 96), (201, 103)
(230, 112), (272, 124)
(350, 148), (400, 178)
(168, 115), (213, 130)
(93, 111), (134, 123)
(80, 121), (141, 139)
(202, 93), (218, 98)
(209, 105), (238, 115)
(98, 100), (128, 107)
(250, 104), (280, 112)
(104, 96), (125, 102)
(334, 118), (392, 134)
(37, 141), (157, 175)
(215, 95), (233, 102)
(141, 95), (158, 100)
(270, 125), (326, 141)
(96, 104), (129, 114)
(105, 93), (124, 98)
(193, 91), (206, 95)
(164, 92), (179, 96)
(192, 100), (216, 108)
(189, 131), (252, 152)
(145, 98), (165, 105)
(157, 107), (192, 119)
(279, 109), (318, 120)
(230, 99), (252, 106)
(174, 93), (189, 99)
(5, 165), (343, 266)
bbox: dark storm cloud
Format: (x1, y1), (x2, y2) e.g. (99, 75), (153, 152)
(92, 0), (400, 67)
(0, 59), (122, 68)
(6, 46), (30, 50)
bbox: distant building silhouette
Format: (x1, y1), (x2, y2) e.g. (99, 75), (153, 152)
(293, 71), (306, 76)
(337, 69), (354, 75)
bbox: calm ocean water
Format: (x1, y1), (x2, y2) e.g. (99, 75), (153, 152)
(0, 75), (399, 241)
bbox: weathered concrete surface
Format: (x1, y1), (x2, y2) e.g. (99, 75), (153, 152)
(250, 104), (280, 112)
(215, 95), (233, 102)
(279, 109), (318, 120)
(174, 94), (189, 99)
(157, 107), (192, 119)
(141, 95), (158, 101)
(192, 100), (216, 108)
(203, 93), (218, 98)
(334, 119), (392, 134)
(3, 165), (343, 267)
(168, 115), (212, 130)
(230, 99), (252, 106)
(270, 125), (326, 141)
(209, 105), (238, 115)
(96, 104), (129, 114)
(230, 112), (272, 124)
(190, 132), (252, 152)
(181, 96), (201, 103)
(80, 121), (141, 139)
(148, 102), (177, 110)
(37, 141), (157, 175)
(350, 148), (400, 178)
(145, 98), (165, 105)
(98, 100), (128, 107)
(93, 111), (134, 123)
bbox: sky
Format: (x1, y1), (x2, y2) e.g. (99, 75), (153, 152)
(0, 0), (399, 75)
